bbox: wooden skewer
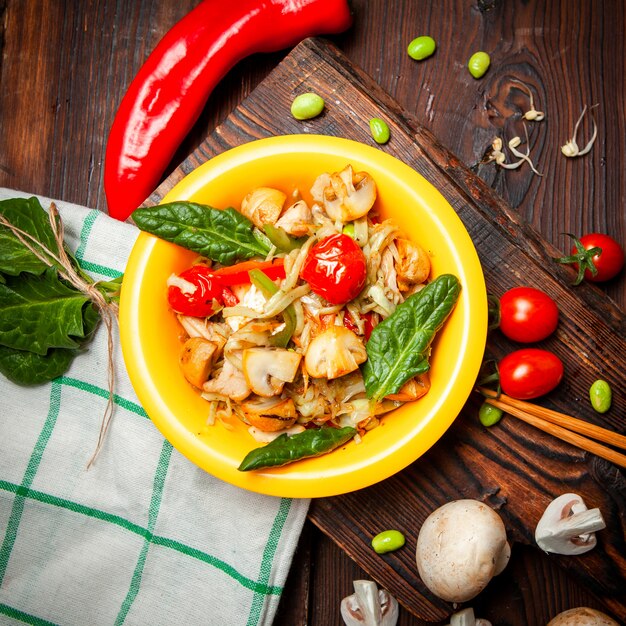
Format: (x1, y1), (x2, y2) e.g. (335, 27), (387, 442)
(478, 388), (626, 469)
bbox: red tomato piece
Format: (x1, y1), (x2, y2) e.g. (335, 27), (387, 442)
(499, 348), (564, 400)
(499, 287), (559, 343)
(167, 265), (224, 317)
(343, 312), (375, 340)
(300, 233), (367, 305)
(212, 258), (286, 285)
(572, 233), (625, 283)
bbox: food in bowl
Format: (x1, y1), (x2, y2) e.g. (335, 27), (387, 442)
(132, 163), (460, 471)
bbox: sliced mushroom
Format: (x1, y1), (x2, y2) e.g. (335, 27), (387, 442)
(275, 199), (315, 237)
(535, 493), (606, 555)
(241, 347), (302, 397)
(304, 326), (367, 380)
(240, 186), (286, 229)
(340, 580), (399, 626)
(238, 395), (298, 432)
(547, 607), (619, 626)
(445, 608), (492, 626)
(202, 358), (250, 402)
(385, 373), (430, 402)
(311, 165), (377, 222)
(394, 238), (431, 290)
(179, 337), (219, 388)
(415, 499), (511, 603)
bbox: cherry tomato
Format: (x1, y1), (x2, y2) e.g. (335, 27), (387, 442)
(499, 287), (559, 343)
(167, 265), (224, 317)
(300, 233), (367, 305)
(555, 233), (625, 284)
(499, 348), (564, 400)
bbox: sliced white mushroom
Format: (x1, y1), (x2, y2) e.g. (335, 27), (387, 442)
(237, 395), (298, 432)
(415, 499), (511, 603)
(445, 608), (493, 626)
(304, 326), (367, 380)
(340, 580), (399, 626)
(547, 608), (619, 626)
(275, 199), (315, 237)
(240, 186), (286, 228)
(241, 347), (302, 397)
(535, 493), (606, 555)
(179, 337), (220, 388)
(311, 165), (377, 222)
(394, 238), (431, 290)
(202, 358), (250, 402)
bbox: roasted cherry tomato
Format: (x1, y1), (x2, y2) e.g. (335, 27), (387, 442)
(499, 287), (559, 343)
(300, 233), (367, 305)
(499, 348), (564, 400)
(555, 233), (625, 285)
(167, 265), (224, 317)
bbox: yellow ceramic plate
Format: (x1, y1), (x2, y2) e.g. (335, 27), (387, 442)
(120, 135), (487, 498)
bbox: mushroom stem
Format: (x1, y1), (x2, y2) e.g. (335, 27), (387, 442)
(340, 580), (399, 626)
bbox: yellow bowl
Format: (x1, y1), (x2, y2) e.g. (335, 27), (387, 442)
(120, 135), (487, 498)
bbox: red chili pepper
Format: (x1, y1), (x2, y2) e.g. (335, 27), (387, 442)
(104, 0), (353, 221)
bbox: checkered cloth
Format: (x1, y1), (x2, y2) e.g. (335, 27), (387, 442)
(0, 189), (310, 626)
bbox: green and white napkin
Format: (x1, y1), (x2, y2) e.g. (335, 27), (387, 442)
(0, 189), (310, 626)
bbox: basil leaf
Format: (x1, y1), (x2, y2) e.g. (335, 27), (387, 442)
(362, 274), (461, 401)
(0, 344), (76, 385)
(132, 201), (271, 265)
(0, 196), (68, 276)
(0, 269), (91, 355)
(238, 426), (357, 471)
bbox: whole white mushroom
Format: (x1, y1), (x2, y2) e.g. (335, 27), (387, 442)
(415, 499), (510, 603)
(547, 607), (619, 626)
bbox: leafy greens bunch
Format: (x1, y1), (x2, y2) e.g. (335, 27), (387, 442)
(0, 197), (121, 385)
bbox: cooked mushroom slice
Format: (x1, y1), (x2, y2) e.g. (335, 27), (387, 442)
(238, 396), (298, 432)
(394, 238), (431, 290)
(275, 199), (315, 237)
(415, 499), (511, 603)
(241, 347), (302, 397)
(304, 326), (367, 380)
(202, 358), (250, 402)
(547, 607), (619, 626)
(340, 580), (399, 626)
(240, 187), (286, 229)
(385, 373), (430, 402)
(311, 165), (377, 222)
(179, 337), (219, 388)
(535, 493), (606, 555)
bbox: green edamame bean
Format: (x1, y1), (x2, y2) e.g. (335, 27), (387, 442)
(407, 36), (437, 61)
(589, 379), (612, 413)
(468, 51), (491, 78)
(369, 118), (390, 144)
(290, 93), (325, 120)
(478, 402), (503, 427)
(371, 529), (405, 554)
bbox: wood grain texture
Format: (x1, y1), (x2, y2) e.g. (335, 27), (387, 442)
(1, 2), (625, 625)
(147, 37), (626, 624)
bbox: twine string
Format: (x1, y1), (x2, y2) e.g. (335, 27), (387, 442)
(0, 204), (118, 468)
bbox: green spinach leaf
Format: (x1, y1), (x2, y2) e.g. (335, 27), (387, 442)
(0, 269), (92, 355)
(0, 196), (68, 276)
(362, 274), (461, 401)
(238, 426), (357, 471)
(0, 344), (77, 385)
(132, 201), (271, 265)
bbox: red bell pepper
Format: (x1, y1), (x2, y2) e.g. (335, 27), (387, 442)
(104, 0), (353, 221)
(212, 258), (286, 285)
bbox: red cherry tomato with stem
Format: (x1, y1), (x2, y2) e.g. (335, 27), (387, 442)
(300, 233), (367, 305)
(554, 233), (625, 285)
(167, 265), (225, 317)
(498, 287), (559, 343)
(499, 348), (564, 400)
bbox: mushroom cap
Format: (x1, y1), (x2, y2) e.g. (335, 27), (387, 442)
(415, 499), (510, 603)
(546, 608), (619, 626)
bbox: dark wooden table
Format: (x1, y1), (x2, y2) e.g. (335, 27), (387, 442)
(1, 2), (624, 625)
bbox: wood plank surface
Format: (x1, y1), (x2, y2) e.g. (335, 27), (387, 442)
(1, 2), (625, 624)
(146, 37), (626, 624)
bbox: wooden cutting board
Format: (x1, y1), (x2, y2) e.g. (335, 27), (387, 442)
(146, 38), (626, 622)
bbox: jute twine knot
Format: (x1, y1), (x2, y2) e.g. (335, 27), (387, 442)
(0, 203), (118, 468)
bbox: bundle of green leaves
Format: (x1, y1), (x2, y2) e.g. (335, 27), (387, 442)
(0, 197), (121, 385)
